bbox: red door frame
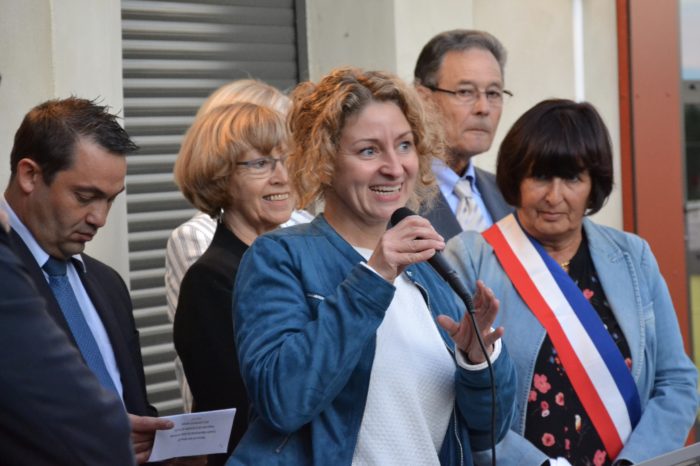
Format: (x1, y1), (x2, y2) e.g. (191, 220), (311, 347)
(616, 0), (691, 354)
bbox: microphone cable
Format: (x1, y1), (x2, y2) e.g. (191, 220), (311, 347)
(460, 288), (497, 466)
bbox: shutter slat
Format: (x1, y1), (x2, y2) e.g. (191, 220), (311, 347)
(122, 19), (295, 42)
(123, 1), (294, 25)
(128, 209), (196, 223)
(134, 305), (169, 320)
(123, 40), (296, 60)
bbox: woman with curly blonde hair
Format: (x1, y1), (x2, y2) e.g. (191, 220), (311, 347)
(287, 67), (442, 211)
(228, 67), (516, 465)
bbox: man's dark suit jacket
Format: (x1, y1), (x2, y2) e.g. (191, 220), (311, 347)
(0, 227), (135, 465)
(423, 166), (513, 241)
(10, 229), (156, 418)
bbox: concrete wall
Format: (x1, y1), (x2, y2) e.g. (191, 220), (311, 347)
(0, 0), (130, 280)
(0, 0), (623, 285)
(305, 0), (398, 79)
(306, 0), (622, 229)
(473, 0), (622, 229)
(393, 0), (475, 82)
(306, 0), (474, 81)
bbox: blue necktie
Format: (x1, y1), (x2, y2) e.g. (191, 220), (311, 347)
(43, 256), (119, 394)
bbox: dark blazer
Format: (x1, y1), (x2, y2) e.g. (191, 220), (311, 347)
(174, 222), (249, 466)
(9, 229), (155, 418)
(0, 227), (135, 465)
(423, 166), (513, 241)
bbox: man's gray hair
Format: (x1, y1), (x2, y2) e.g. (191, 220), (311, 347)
(414, 29), (507, 88)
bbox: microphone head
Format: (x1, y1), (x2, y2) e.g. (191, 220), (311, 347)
(390, 207), (417, 227)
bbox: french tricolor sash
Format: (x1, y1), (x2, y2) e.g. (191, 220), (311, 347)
(482, 214), (641, 459)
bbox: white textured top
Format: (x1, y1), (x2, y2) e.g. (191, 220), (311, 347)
(164, 212), (217, 323)
(351, 248), (455, 466)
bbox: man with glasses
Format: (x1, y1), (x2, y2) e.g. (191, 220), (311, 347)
(415, 29), (513, 239)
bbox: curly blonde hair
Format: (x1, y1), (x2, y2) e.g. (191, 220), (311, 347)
(287, 67), (444, 210)
(174, 102), (289, 217)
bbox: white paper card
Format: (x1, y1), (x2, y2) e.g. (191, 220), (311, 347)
(148, 408), (236, 462)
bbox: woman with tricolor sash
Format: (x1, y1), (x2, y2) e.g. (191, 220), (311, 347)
(444, 99), (698, 466)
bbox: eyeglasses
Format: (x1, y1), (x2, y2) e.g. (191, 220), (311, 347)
(426, 85), (513, 106)
(235, 155), (288, 178)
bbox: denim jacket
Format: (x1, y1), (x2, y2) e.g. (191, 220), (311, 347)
(444, 218), (698, 465)
(227, 215), (516, 466)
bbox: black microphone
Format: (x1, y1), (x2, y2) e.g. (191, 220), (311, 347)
(390, 207), (475, 314)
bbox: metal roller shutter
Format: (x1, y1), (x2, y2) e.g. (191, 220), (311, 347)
(121, 0), (306, 415)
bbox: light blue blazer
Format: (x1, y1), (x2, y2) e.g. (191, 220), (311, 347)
(444, 218), (698, 465)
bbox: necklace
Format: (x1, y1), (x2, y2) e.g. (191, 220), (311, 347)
(559, 260), (571, 273)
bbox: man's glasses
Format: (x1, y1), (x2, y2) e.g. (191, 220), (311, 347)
(235, 155), (288, 178)
(426, 85), (513, 106)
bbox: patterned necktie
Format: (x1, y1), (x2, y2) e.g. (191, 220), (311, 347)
(43, 256), (118, 394)
(454, 177), (488, 232)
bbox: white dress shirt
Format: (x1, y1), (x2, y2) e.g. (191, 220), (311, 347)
(2, 198), (124, 399)
(432, 158), (495, 228)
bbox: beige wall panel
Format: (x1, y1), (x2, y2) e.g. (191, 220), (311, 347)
(0, 0), (129, 281)
(306, 0), (397, 80)
(473, 0), (621, 228)
(393, 0), (474, 82)
(0, 0), (54, 187)
(582, 0), (622, 229)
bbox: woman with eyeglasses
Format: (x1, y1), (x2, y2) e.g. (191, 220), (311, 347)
(165, 79), (313, 415)
(173, 102), (295, 465)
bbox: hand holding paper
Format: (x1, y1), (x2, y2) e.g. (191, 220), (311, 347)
(129, 414), (175, 464)
(147, 408), (236, 462)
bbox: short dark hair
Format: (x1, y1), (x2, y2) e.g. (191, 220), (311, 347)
(414, 29), (507, 88)
(496, 99), (614, 214)
(10, 97), (138, 184)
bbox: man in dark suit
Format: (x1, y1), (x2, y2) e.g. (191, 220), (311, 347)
(3, 97), (175, 464)
(0, 204), (136, 465)
(415, 30), (513, 239)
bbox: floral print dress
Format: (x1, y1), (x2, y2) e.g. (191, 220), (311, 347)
(524, 235), (633, 466)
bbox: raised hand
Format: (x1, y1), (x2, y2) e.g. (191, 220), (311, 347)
(437, 280), (504, 363)
(368, 214), (444, 282)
